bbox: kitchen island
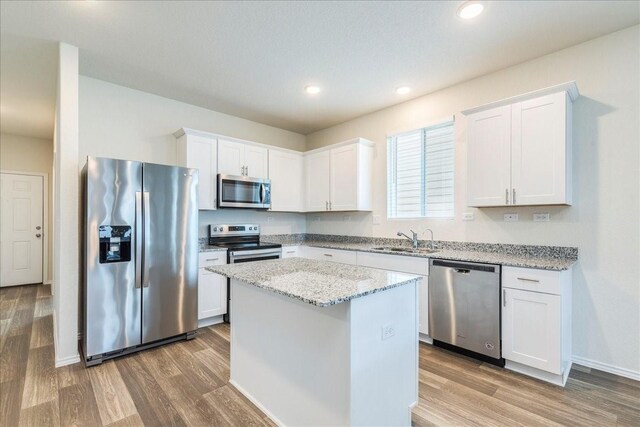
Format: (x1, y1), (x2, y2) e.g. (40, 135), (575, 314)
(207, 258), (422, 426)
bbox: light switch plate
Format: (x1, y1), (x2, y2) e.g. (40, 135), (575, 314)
(533, 213), (550, 222)
(504, 213), (519, 222)
(462, 212), (474, 221)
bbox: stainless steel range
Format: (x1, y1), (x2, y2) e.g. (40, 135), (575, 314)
(208, 224), (282, 322)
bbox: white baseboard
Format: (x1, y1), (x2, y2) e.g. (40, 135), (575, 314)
(198, 315), (225, 328)
(419, 333), (433, 345)
(43, 280), (53, 285)
(572, 355), (640, 381)
(55, 353), (80, 368)
(230, 379), (284, 427)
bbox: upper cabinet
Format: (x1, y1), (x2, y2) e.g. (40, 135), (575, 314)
(218, 139), (268, 178)
(175, 129), (217, 210)
(305, 138), (374, 212)
(268, 149), (305, 212)
(463, 82), (578, 207)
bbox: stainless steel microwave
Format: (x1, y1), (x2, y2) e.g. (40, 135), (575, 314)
(217, 174), (271, 209)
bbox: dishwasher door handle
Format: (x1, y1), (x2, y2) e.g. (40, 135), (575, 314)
(454, 269), (470, 274)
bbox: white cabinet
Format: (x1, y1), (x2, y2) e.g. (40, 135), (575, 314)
(198, 252), (227, 322)
(281, 246), (300, 258)
(305, 138), (374, 212)
(464, 82), (577, 207)
(218, 139), (268, 178)
(356, 251), (430, 338)
(269, 149), (305, 212)
(175, 130), (217, 210)
(305, 151), (331, 211)
(301, 246), (357, 265)
(501, 266), (572, 386)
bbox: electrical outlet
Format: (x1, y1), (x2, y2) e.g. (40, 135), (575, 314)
(343, 215), (351, 222)
(503, 213), (519, 222)
(267, 216), (274, 222)
(462, 212), (474, 221)
(533, 213), (550, 222)
(381, 323), (396, 340)
(372, 214), (381, 225)
(312, 216), (320, 221)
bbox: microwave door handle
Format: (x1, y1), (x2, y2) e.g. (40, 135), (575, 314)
(260, 183), (266, 204)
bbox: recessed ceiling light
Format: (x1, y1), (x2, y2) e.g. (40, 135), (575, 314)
(305, 85), (321, 95)
(396, 86), (411, 95)
(457, 1), (484, 19)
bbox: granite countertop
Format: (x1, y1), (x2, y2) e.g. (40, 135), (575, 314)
(199, 243), (228, 253)
(206, 258), (422, 307)
(261, 235), (578, 271)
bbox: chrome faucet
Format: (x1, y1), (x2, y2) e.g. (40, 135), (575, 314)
(397, 230), (419, 250)
(424, 228), (435, 250)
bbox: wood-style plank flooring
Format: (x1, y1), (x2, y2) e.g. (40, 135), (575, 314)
(1, 284), (638, 426)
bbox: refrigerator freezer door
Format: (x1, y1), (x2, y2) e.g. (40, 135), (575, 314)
(141, 163), (199, 343)
(84, 157), (143, 358)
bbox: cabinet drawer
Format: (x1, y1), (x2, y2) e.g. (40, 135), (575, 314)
(502, 266), (562, 295)
(199, 252), (226, 268)
(282, 246), (300, 258)
(356, 251), (429, 276)
(303, 247), (357, 265)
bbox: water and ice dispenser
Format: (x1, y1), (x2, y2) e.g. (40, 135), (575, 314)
(99, 225), (132, 263)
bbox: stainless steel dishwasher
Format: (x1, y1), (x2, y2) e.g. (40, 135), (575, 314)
(429, 259), (503, 365)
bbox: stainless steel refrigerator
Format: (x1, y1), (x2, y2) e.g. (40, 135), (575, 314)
(81, 157), (199, 366)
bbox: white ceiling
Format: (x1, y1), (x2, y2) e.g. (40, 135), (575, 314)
(1, 1), (638, 139)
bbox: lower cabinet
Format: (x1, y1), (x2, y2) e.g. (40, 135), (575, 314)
(501, 266), (572, 386)
(198, 252), (227, 322)
(354, 251), (430, 339)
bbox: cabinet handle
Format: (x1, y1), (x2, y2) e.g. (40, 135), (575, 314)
(513, 188), (516, 205)
(503, 289), (506, 307)
(323, 253), (333, 257)
(285, 250), (296, 254)
(505, 188), (509, 205)
(326, 201), (328, 211)
(329, 201), (332, 210)
(206, 258), (219, 261)
(245, 165), (249, 176)
(517, 277), (540, 283)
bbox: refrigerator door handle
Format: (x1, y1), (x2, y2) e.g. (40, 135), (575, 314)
(135, 192), (143, 288)
(142, 191), (151, 288)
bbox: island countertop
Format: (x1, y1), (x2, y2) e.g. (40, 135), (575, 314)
(206, 257), (422, 307)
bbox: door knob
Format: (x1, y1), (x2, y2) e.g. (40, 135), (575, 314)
(35, 234), (41, 238)
(36, 226), (41, 230)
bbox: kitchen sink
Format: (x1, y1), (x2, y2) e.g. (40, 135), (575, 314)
(372, 247), (438, 254)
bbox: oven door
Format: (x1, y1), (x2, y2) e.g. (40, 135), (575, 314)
(218, 174), (271, 209)
(224, 248), (282, 323)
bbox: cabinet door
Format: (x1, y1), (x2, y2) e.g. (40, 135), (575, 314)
(303, 247), (357, 265)
(467, 105), (512, 207)
(305, 151), (331, 211)
(269, 150), (304, 211)
(245, 145), (268, 178)
(502, 288), (561, 374)
(330, 144), (358, 211)
(198, 254), (227, 319)
(218, 139), (245, 176)
(418, 276), (429, 336)
(511, 92), (568, 205)
(185, 136), (217, 210)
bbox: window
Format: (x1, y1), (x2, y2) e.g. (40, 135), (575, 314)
(387, 120), (455, 218)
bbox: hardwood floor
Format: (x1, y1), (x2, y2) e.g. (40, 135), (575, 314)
(1, 284), (638, 426)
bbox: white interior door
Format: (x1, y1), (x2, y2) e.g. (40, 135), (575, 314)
(1, 173), (44, 287)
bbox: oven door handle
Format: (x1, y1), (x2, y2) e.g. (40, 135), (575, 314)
(229, 249), (282, 261)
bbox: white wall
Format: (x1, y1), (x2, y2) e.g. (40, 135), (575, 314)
(305, 26), (640, 376)
(53, 42), (80, 367)
(0, 133), (54, 281)
(78, 77), (307, 236)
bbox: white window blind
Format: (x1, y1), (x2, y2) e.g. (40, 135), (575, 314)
(387, 120), (455, 218)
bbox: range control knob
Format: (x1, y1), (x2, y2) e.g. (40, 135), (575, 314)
(220, 227), (224, 232)
(213, 227), (218, 232)
(249, 227), (253, 230)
